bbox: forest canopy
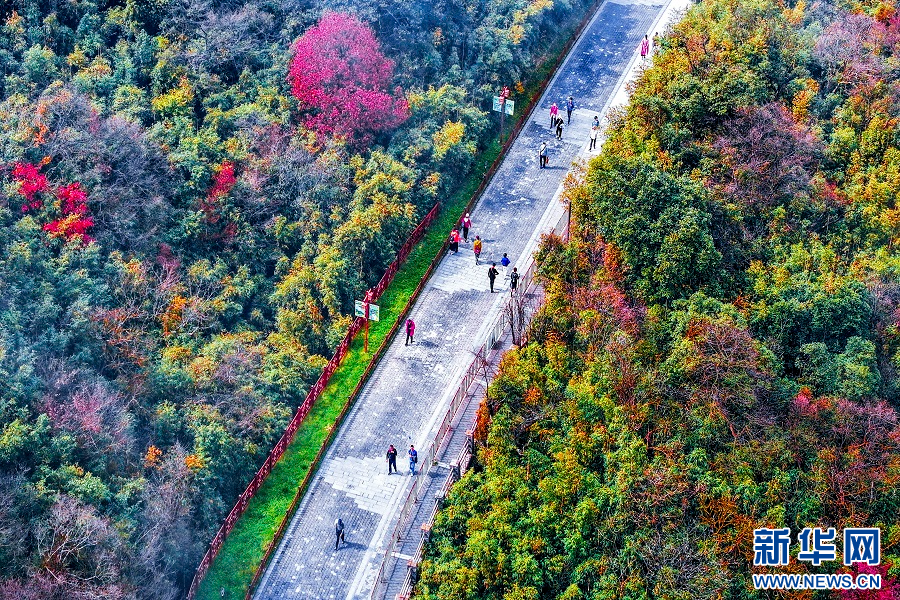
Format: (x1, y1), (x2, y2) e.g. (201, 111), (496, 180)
(0, 0), (596, 597)
(416, 0), (900, 597)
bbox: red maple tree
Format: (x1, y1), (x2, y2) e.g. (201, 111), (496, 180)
(287, 12), (409, 147)
(12, 162), (48, 211)
(43, 182), (94, 244)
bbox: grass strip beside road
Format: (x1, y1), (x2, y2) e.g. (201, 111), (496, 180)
(195, 146), (495, 600)
(196, 13), (586, 599)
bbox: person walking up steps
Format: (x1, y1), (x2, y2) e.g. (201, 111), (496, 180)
(539, 141), (548, 168)
(593, 115), (600, 129)
(555, 117), (563, 140)
(566, 96), (575, 124)
(590, 125), (598, 151)
(488, 263), (499, 293)
(640, 34), (650, 62)
(386, 444), (398, 474)
(449, 229), (460, 253)
(549, 102), (559, 126)
(461, 213), (472, 242)
(510, 267), (520, 294)
(408, 445), (418, 475)
(473, 236), (483, 264)
(501, 253), (511, 276)
(335, 518), (346, 550)
(405, 318), (415, 345)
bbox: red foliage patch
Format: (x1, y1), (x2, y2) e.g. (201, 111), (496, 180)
(43, 182), (94, 244)
(199, 161), (238, 242)
(12, 162), (48, 210)
(840, 562), (899, 600)
(288, 12), (409, 147)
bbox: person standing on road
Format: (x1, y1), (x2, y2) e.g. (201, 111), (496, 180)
(386, 444), (398, 474)
(408, 445), (418, 475)
(589, 125), (599, 151)
(461, 213), (472, 242)
(405, 318), (415, 346)
(640, 34), (650, 62)
(549, 102), (559, 126)
(539, 141), (548, 168)
(473, 236), (483, 264)
(555, 118), (563, 140)
(449, 229), (460, 253)
(593, 115), (600, 129)
(566, 96), (575, 124)
(335, 518), (346, 550)
(488, 263), (499, 293)
(510, 267), (520, 294)
(501, 253), (511, 273)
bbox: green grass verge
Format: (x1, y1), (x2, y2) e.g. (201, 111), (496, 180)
(195, 144), (495, 600)
(196, 10), (587, 598)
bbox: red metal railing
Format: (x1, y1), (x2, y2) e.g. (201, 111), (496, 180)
(187, 201), (441, 600)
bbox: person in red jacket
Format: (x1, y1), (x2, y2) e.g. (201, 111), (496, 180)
(405, 318), (415, 345)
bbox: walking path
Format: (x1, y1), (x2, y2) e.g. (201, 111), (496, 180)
(251, 0), (682, 597)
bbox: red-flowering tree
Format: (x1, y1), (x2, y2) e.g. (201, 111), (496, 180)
(199, 160), (238, 241)
(12, 162), (48, 211)
(43, 182), (94, 244)
(287, 12), (409, 147)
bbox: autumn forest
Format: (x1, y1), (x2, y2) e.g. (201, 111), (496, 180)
(0, 0), (595, 597)
(416, 0), (900, 597)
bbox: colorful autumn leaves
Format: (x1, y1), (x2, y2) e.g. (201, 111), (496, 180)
(12, 162), (94, 244)
(288, 12), (409, 147)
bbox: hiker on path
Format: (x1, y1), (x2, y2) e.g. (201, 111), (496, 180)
(473, 236), (483, 264)
(652, 32), (659, 54)
(461, 213), (472, 242)
(566, 96), (575, 124)
(589, 125), (599, 151)
(510, 267), (520, 294)
(405, 318), (415, 346)
(640, 34), (650, 62)
(539, 141), (548, 168)
(593, 115), (600, 128)
(501, 253), (511, 275)
(449, 229), (460, 253)
(335, 518), (346, 550)
(408, 445), (418, 475)
(386, 444), (398, 474)
(549, 102), (559, 126)
(488, 263), (499, 293)
(555, 118), (563, 140)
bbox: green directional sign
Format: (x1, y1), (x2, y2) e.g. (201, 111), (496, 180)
(492, 96), (514, 115)
(354, 300), (379, 321)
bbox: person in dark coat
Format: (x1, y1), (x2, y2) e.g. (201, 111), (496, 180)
(335, 518), (346, 549)
(386, 444), (398, 474)
(488, 263), (499, 293)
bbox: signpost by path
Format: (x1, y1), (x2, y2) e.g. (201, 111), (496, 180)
(493, 86), (513, 143)
(354, 290), (379, 353)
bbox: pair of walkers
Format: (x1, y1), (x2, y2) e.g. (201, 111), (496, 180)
(386, 444), (418, 475)
(487, 254), (519, 293)
(549, 97), (575, 126)
(450, 213), (474, 254)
